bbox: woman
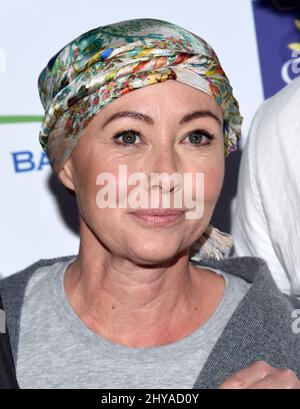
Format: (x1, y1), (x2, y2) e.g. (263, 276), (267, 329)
(1, 18), (299, 389)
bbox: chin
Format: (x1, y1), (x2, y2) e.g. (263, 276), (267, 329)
(126, 242), (185, 266)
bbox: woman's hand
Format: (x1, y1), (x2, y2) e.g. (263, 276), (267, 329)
(219, 361), (300, 389)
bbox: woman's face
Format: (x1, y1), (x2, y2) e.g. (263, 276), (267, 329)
(60, 80), (225, 265)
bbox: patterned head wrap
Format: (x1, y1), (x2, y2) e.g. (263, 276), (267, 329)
(38, 18), (243, 174)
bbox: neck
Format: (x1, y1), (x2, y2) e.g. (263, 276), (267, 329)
(64, 218), (225, 348)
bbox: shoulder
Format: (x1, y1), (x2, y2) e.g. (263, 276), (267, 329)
(0, 255), (76, 322)
(199, 255), (300, 308)
(192, 255), (299, 333)
(0, 255), (76, 362)
(192, 255), (269, 282)
(252, 76), (300, 129)
(0, 255), (76, 296)
(194, 256), (300, 377)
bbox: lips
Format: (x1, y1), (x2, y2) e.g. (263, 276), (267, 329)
(130, 209), (185, 217)
(129, 209), (185, 226)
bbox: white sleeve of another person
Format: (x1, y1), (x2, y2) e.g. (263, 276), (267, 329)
(232, 78), (300, 299)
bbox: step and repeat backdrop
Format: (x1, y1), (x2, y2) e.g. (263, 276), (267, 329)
(0, 0), (299, 276)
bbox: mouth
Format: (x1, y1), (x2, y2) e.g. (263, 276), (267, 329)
(129, 209), (185, 226)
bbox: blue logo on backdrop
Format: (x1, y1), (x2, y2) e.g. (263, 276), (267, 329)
(11, 151), (50, 173)
(252, 0), (300, 98)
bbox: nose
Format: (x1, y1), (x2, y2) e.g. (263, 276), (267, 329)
(145, 145), (182, 194)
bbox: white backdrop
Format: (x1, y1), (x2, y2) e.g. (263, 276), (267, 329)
(0, 0), (264, 276)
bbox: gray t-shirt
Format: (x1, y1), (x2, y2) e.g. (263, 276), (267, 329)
(6, 256), (251, 389)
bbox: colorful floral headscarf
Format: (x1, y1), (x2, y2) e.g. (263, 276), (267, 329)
(38, 18), (243, 174)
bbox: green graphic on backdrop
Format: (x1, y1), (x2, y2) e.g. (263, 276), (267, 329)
(0, 115), (43, 124)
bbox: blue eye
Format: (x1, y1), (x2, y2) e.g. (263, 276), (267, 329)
(113, 129), (141, 146)
(184, 129), (213, 148)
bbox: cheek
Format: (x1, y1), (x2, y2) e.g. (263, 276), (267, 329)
(74, 151), (140, 215)
(203, 159), (225, 208)
(71, 148), (115, 213)
(187, 152), (224, 216)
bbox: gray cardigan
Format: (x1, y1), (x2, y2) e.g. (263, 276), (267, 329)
(0, 255), (300, 389)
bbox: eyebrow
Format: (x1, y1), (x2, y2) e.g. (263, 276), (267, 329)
(101, 109), (222, 129)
